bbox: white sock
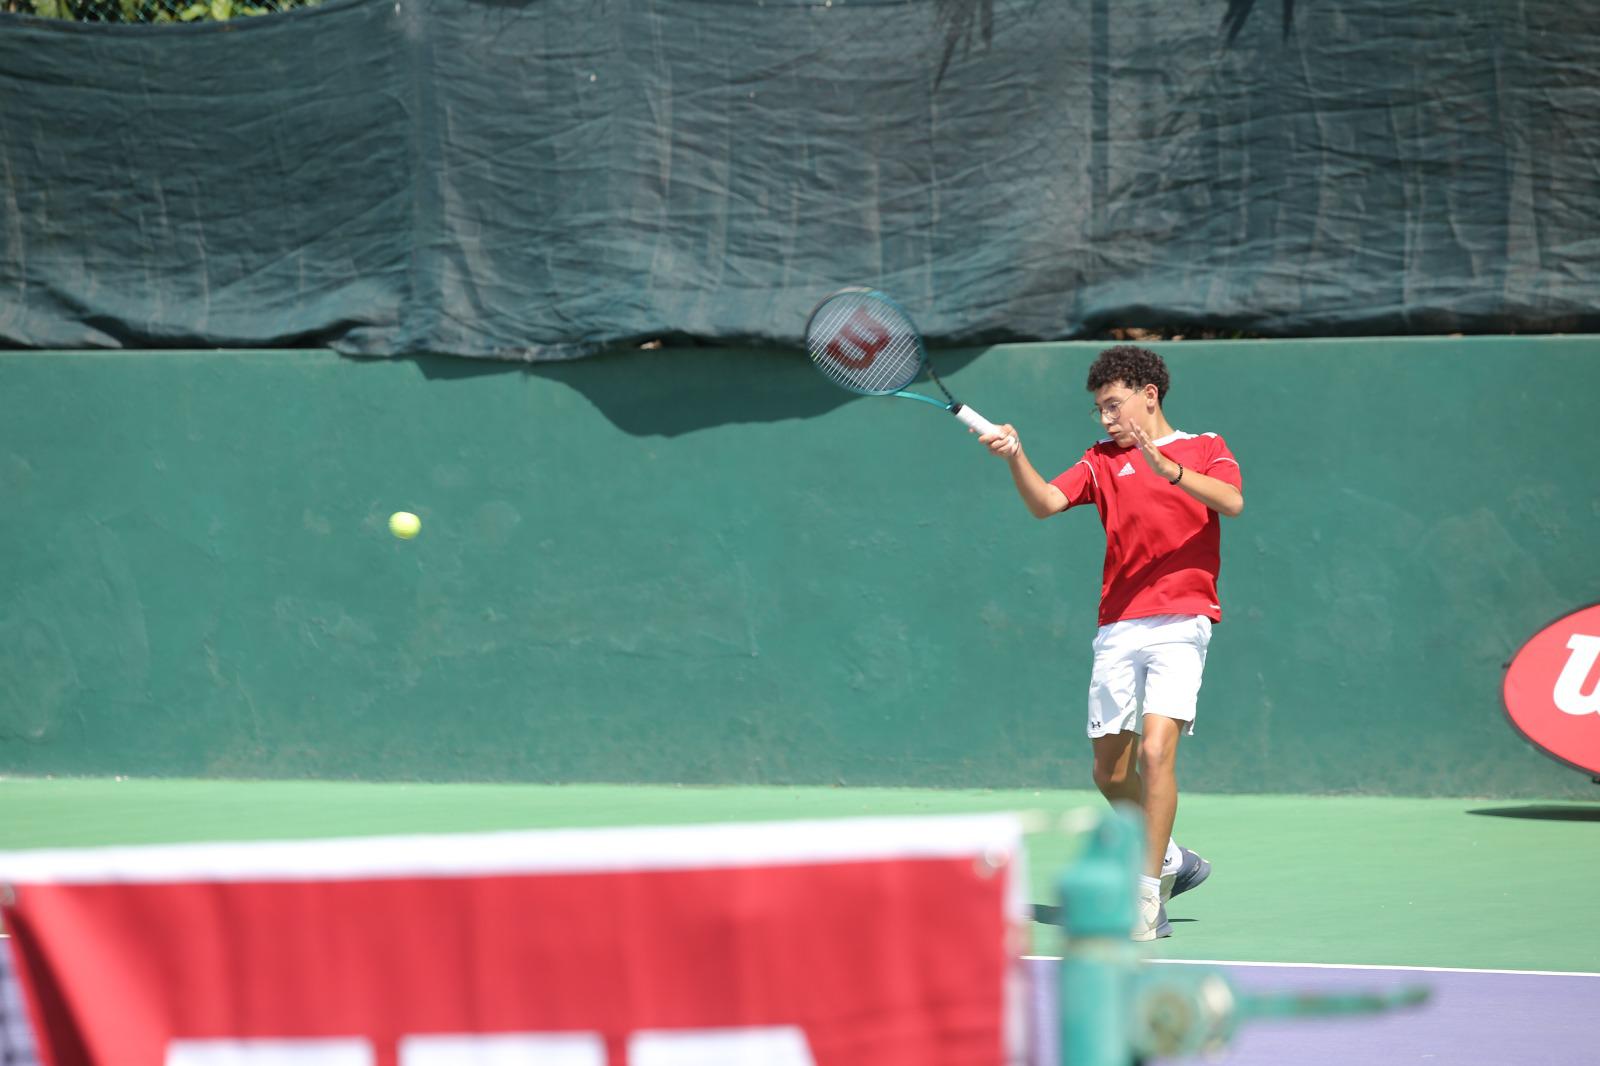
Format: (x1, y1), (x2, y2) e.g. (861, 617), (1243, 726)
(1162, 838), (1183, 874)
(1138, 875), (1162, 898)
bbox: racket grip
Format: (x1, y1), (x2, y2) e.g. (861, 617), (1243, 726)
(952, 403), (1001, 438)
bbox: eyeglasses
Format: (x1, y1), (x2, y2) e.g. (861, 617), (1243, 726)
(1091, 388), (1148, 423)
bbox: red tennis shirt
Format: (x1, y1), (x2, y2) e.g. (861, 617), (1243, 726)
(1049, 431), (1242, 626)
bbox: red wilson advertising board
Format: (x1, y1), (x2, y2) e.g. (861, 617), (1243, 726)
(0, 816), (1026, 1066)
(1503, 603), (1600, 778)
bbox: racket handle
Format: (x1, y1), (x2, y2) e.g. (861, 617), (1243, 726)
(952, 403), (1001, 438)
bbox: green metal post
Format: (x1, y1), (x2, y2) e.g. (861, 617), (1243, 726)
(1056, 803), (1143, 1066)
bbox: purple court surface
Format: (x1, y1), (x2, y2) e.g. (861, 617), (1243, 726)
(1025, 957), (1598, 1066)
(3, 938), (1595, 1065)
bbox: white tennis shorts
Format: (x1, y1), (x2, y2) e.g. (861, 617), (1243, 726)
(1087, 614), (1213, 738)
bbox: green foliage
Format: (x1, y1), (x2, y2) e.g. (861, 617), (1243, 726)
(6, 0), (318, 22)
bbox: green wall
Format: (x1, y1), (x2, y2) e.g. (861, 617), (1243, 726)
(2, 339), (1596, 797)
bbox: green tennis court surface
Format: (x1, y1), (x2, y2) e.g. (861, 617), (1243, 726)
(5, 778), (1596, 973)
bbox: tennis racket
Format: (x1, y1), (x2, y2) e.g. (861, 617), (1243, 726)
(804, 287), (1006, 442)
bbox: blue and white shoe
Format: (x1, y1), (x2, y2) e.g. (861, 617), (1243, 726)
(1160, 847), (1211, 903)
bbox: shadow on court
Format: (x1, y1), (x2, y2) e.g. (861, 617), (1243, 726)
(1465, 804), (1600, 822)
(1029, 903), (1198, 927)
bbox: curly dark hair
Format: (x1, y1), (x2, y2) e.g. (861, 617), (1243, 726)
(1085, 345), (1170, 404)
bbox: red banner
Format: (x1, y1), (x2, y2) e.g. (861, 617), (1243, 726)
(0, 816), (1026, 1066)
(1503, 603), (1600, 777)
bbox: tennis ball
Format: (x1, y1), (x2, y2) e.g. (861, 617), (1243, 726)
(388, 511), (421, 539)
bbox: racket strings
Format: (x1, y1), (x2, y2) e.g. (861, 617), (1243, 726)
(805, 294), (925, 396)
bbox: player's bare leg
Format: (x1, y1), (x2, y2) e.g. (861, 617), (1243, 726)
(1091, 726), (1183, 877)
(1094, 728), (1173, 940)
(1090, 732), (1142, 806)
(1137, 714), (1184, 880)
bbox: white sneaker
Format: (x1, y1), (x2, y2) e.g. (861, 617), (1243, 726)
(1132, 889), (1170, 941)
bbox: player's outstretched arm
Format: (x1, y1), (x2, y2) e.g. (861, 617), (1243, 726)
(980, 425), (1068, 518)
(1166, 465), (1243, 517)
(1127, 423), (1244, 517)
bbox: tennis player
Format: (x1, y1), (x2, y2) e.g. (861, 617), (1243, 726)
(980, 345), (1244, 940)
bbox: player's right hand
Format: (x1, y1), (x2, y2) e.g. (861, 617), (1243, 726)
(981, 425), (1020, 458)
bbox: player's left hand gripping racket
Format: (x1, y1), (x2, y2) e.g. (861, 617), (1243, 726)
(804, 287), (1006, 442)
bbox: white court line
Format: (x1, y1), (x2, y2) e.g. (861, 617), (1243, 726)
(1023, 955), (1600, 978)
(0, 814), (1026, 884)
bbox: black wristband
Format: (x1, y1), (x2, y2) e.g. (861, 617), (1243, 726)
(1169, 465), (1184, 486)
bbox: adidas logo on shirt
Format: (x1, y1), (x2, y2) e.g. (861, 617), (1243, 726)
(1117, 461), (1136, 477)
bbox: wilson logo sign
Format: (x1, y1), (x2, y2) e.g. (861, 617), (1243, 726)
(1503, 603), (1600, 777)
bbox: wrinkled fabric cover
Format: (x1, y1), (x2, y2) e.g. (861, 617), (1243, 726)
(2, 0), (1596, 359)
